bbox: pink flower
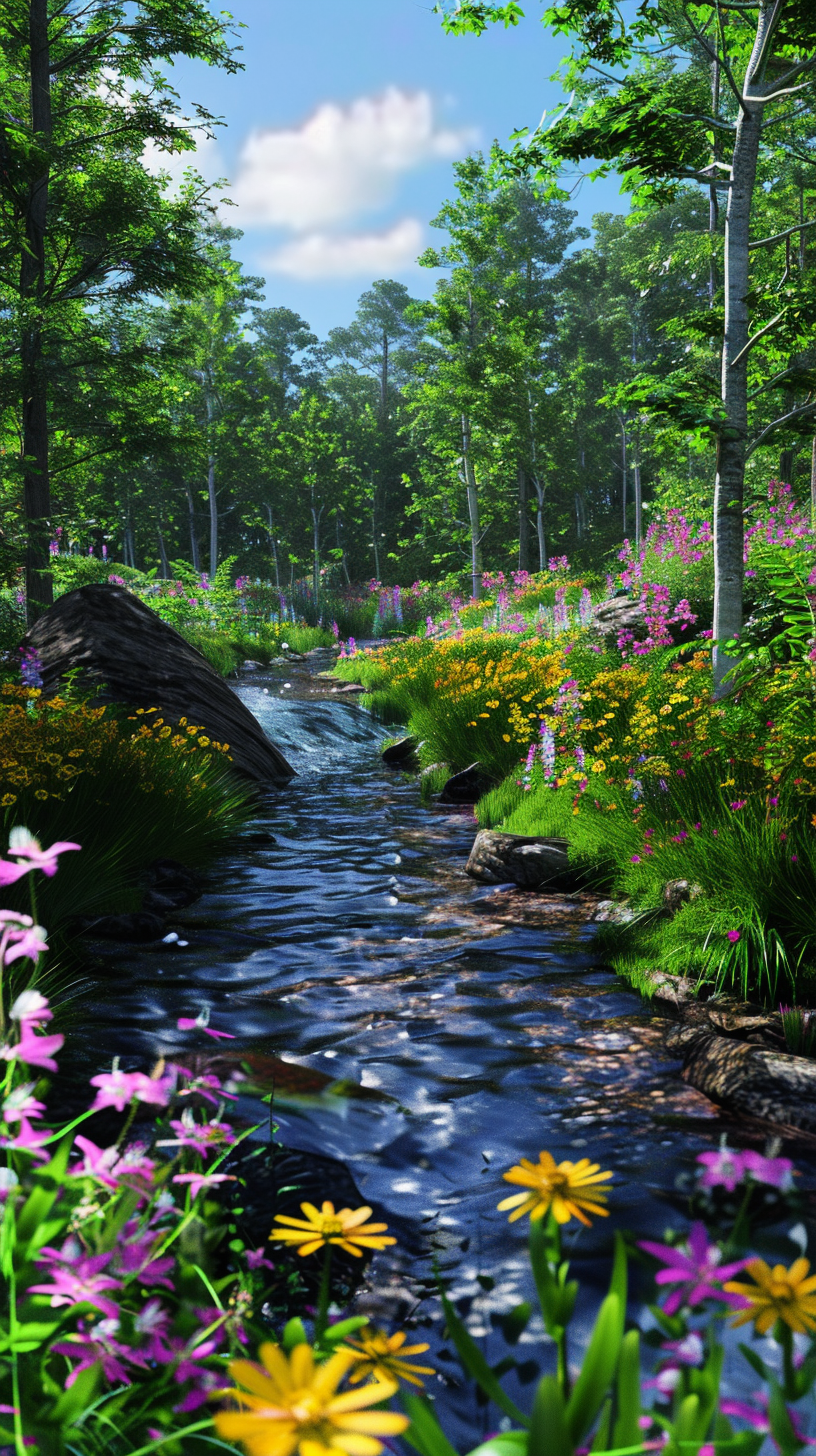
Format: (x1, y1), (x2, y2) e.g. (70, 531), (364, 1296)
(0, 827), (80, 882)
(2, 1082), (46, 1123)
(171, 1067), (237, 1105)
(2, 925), (48, 966)
(177, 1007), (235, 1040)
(29, 1240), (122, 1318)
(696, 1145), (747, 1191)
(51, 1318), (144, 1387)
(0, 1116), (50, 1161)
(246, 1247), (275, 1272)
(729, 800), (747, 812)
(172, 1172), (237, 1200)
(639, 1222), (747, 1314)
(89, 1068), (172, 1113)
(135, 1298), (173, 1360)
(71, 1136), (156, 1192)
(741, 1148), (795, 1191)
(156, 1109), (235, 1158)
(727, 930), (741, 943)
(2, 1028), (64, 1072)
(9, 989), (51, 1026)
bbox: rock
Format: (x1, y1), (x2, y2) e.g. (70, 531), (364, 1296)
(663, 879), (703, 914)
(242, 659), (262, 671)
(466, 829), (575, 889)
(439, 762), (491, 803)
(420, 762), (448, 780)
(680, 1029), (816, 1131)
(22, 584), (294, 784)
(593, 594), (648, 642)
(331, 683), (365, 694)
(382, 737), (418, 768)
(592, 899), (636, 925)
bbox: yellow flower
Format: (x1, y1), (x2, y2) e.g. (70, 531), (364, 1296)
(725, 1258), (816, 1335)
(344, 1327), (433, 1388)
(270, 1202), (396, 1258)
(215, 1342), (408, 1456)
(803, 752), (816, 768)
(498, 1151), (613, 1227)
(1, 794), (16, 806)
(198, 735), (211, 747)
(591, 761), (606, 774)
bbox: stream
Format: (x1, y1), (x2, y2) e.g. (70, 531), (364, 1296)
(71, 656), (816, 1443)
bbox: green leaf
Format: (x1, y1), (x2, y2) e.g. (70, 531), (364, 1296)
(565, 1294), (623, 1445)
(501, 1301), (533, 1346)
(321, 1317), (370, 1343)
(612, 1329), (642, 1450)
(766, 1377), (802, 1456)
(401, 1392), (461, 1456)
(0, 1320), (60, 1353)
(48, 1361), (102, 1423)
(467, 1435), (528, 1456)
(440, 1291), (530, 1427)
(16, 1135), (73, 1257)
(529, 1374), (573, 1456)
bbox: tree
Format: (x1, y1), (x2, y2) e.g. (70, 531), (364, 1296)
(0, 0), (239, 614)
(440, 0), (816, 688)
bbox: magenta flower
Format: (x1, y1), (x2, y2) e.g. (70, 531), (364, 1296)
(0, 827), (80, 882)
(727, 930), (741, 943)
(171, 1066), (237, 1105)
(2, 1028), (64, 1072)
(696, 1145), (747, 1191)
(29, 1241), (122, 1318)
(742, 1148), (795, 1191)
(0, 1117), (49, 1161)
(172, 1171), (237, 1200)
(177, 1007), (235, 1040)
(71, 1136), (156, 1192)
(729, 800), (747, 812)
(116, 1230), (174, 1289)
(51, 1318), (145, 1387)
(134, 1298), (173, 1360)
(89, 1068), (172, 1113)
(246, 1247), (275, 1272)
(3, 1083), (46, 1123)
(638, 1222), (747, 1314)
(157, 1109), (235, 1158)
(2, 924), (48, 966)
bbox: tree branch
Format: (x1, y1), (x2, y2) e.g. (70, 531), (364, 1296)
(728, 312), (783, 368)
(749, 218), (816, 249)
(746, 398), (816, 458)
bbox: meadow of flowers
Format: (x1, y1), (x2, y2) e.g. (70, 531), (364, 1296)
(1, 835), (815, 1455)
(334, 485), (816, 1005)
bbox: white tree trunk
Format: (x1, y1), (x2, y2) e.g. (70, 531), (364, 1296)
(461, 414), (482, 599)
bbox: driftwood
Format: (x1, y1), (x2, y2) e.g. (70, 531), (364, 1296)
(678, 1028), (816, 1132)
(466, 829), (575, 889)
(23, 584), (294, 784)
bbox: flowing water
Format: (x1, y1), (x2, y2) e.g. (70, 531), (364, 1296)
(71, 656), (816, 1442)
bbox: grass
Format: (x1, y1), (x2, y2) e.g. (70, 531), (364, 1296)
(178, 622), (334, 676)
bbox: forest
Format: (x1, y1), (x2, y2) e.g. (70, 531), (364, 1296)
(2, 3), (816, 1456)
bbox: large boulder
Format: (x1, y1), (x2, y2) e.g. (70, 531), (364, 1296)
(466, 829), (575, 889)
(672, 1026), (816, 1132)
(22, 584), (295, 784)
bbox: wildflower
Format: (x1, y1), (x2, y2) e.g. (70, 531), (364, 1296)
(345, 1327), (434, 1388)
(28, 1239), (122, 1318)
(742, 1149), (795, 1191)
(246, 1247), (276, 1273)
(726, 1257), (816, 1334)
(172, 1171), (237, 1200)
(498, 1150), (612, 1226)
(51, 1318), (142, 1387)
(639, 1222), (747, 1315)
(71, 1135), (156, 1192)
(0, 827), (80, 884)
(2, 1082), (45, 1123)
(176, 1006), (235, 1040)
(215, 1343), (408, 1456)
(156, 1107), (235, 1157)
(171, 1066), (237, 1106)
(89, 1067), (172, 1113)
(9, 989), (51, 1025)
(696, 1145), (747, 1192)
(631, 855), (641, 864)
(2, 1027), (64, 1072)
(729, 800), (747, 812)
(270, 1202), (396, 1258)
(727, 930), (741, 943)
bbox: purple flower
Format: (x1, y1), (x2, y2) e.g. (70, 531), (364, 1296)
(172, 1171), (237, 1200)
(0, 828), (80, 884)
(246, 1246), (275, 1272)
(696, 1146), (747, 1191)
(29, 1239), (122, 1318)
(729, 799), (747, 812)
(89, 1068), (172, 1113)
(156, 1108), (235, 1158)
(727, 930), (741, 943)
(638, 1222), (747, 1313)
(741, 1148), (795, 1191)
(176, 1007), (235, 1040)
(2, 1028), (64, 1072)
(51, 1318), (144, 1387)
(72, 1136), (156, 1193)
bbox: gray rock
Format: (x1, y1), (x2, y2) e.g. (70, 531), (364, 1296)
(242, 659), (262, 670)
(23, 584), (295, 783)
(439, 762), (491, 803)
(593, 595), (647, 641)
(663, 879), (703, 914)
(466, 829), (574, 889)
(592, 899), (636, 925)
(382, 737), (418, 767)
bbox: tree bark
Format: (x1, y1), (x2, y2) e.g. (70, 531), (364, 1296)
(265, 504), (280, 591)
(21, 0), (53, 620)
(207, 453), (217, 579)
(618, 412), (628, 537)
(711, 11), (768, 694)
(186, 486), (200, 571)
(461, 414), (482, 600)
(531, 474), (546, 569)
(157, 521), (169, 579)
(517, 464), (530, 571)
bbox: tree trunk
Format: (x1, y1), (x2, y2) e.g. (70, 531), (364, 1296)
(265, 504), (281, 591)
(207, 454), (217, 579)
(531, 475), (546, 570)
(618, 413), (628, 536)
(157, 522), (169, 579)
(21, 0), (53, 620)
(311, 496), (323, 602)
(461, 414), (482, 600)
(186, 486), (200, 571)
(811, 437), (816, 529)
(711, 21), (767, 694)
(517, 464), (530, 571)
(634, 459), (642, 546)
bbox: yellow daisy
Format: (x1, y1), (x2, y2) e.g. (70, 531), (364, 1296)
(498, 1151), (612, 1226)
(215, 1342), (408, 1456)
(725, 1258), (816, 1335)
(344, 1327), (434, 1388)
(270, 1202), (396, 1258)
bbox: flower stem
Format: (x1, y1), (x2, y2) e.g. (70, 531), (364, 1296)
(315, 1244), (333, 1339)
(116, 1096), (139, 1152)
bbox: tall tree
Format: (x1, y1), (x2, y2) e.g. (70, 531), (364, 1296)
(0, 0), (238, 615)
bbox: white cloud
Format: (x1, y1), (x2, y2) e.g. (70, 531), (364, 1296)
(231, 88), (476, 230)
(265, 218), (425, 279)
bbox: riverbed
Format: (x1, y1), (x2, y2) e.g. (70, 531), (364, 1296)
(71, 657), (816, 1442)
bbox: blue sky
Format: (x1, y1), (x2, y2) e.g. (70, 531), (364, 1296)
(162, 0), (630, 339)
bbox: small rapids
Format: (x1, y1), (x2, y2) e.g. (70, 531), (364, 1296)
(70, 657), (816, 1444)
